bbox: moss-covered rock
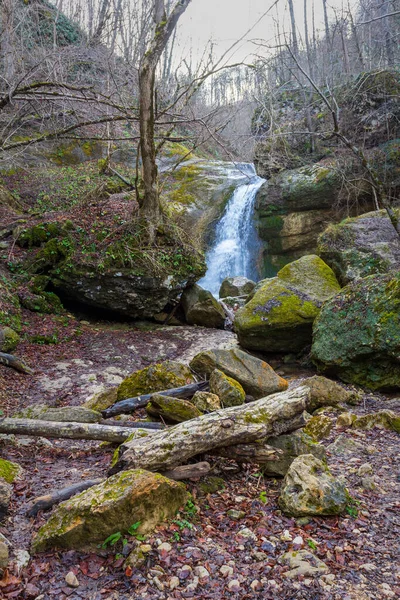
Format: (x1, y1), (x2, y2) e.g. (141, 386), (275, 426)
(0, 458), (22, 483)
(181, 284), (225, 329)
(199, 476), (226, 495)
(117, 361), (194, 401)
(312, 273), (400, 389)
(0, 326), (20, 352)
(304, 414), (334, 441)
(278, 454), (349, 517)
(190, 347), (288, 399)
(317, 210), (400, 285)
(352, 410), (400, 433)
(235, 255), (341, 352)
(31, 469), (188, 553)
(84, 387), (118, 412)
(219, 277), (255, 299)
(146, 394), (202, 423)
(209, 369), (245, 407)
(302, 376), (360, 412)
(0, 479), (12, 520)
(17, 222), (62, 249)
(0, 271), (21, 332)
(262, 431), (327, 477)
(191, 391), (221, 412)
(14, 405), (101, 424)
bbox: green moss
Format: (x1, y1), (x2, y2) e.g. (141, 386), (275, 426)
(117, 361), (194, 401)
(18, 222), (62, 248)
(199, 476), (225, 494)
(146, 395), (202, 423)
(0, 458), (22, 483)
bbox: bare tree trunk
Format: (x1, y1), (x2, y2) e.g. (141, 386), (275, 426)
(287, 0), (299, 56)
(322, 0), (331, 47)
(348, 2), (365, 69)
(138, 0), (192, 241)
(1, 0), (16, 85)
(91, 0), (111, 45)
(380, 0), (395, 66)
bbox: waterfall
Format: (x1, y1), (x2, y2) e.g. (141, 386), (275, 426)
(198, 164), (265, 297)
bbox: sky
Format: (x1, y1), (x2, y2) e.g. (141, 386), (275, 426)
(175, 0), (357, 65)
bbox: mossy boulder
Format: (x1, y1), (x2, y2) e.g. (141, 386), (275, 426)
(0, 540), (8, 573)
(209, 369), (245, 407)
(146, 394), (202, 423)
(0, 479), (12, 520)
(189, 347), (288, 399)
(304, 415), (334, 441)
(351, 410), (400, 433)
(318, 210), (400, 285)
(0, 271), (21, 332)
(219, 277), (255, 299)
(191, 391), (221, 412)
(312, 273), (400, 389)
(84, 387), (118, 412)
(181, 284), (225, 329)
(262, 431), (327, 477)
(278, 455), (349, 517)
(17, 222), (62, 249)
(0, 326), (20, 352)
(14, 405), (101, 424)
(31, 469), (188, 553)
(234, 255), (341, 352)
(302, 376), (360, 412)
(117, 361), (195, 401)
(0, 458), (22, 483)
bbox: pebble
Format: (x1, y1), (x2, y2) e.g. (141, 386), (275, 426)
(157, 542), (172, 553)
(178, 565), (193, 579)
(228, 579), (241, 592)
(293, 535), (304, 547)
(227, 509), (246, 520)
(237, 527), (257, 541)
(250, 579), (262, 591)
(65, 571), (79, 588)
(280, 529), (293, 542)
(169, 576), (180, 590)
(153, 576), (164, 591)
(252, 551), (267, 562)
(220, 565), (234, 577)
(357, 463), (373, 476)
(185, 576), (199, 592)
(360, 563), (377, 571)
(194, 566), (210, 579)
(14, 549), (30, 572)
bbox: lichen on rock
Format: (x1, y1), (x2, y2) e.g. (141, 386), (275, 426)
(209, 369), (246, 407)
(117, 361), (195, 401)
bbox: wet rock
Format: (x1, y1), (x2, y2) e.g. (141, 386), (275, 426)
(209, 369), (245, 407)
(312, 273), (400, 390)
(32, 469), (187, 553)
(219, 277), (255, 299)
(117, 360), (195, 401)
(190, 347), (288, 399)
(0, 326), (20, 353)
(235, 255), (341, 352)
(279, 549), (329, 578)
(191, 391), (221, 412)
(181, 284), (226, 329)
(262, 431), (327, 477)
(146, 394), (202, 423)
(279, 454), (349, 517)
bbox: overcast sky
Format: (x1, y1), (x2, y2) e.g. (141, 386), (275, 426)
(175, 0), (357, 65)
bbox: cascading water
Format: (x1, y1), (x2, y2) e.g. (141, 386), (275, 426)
(198, 163), (265, 297)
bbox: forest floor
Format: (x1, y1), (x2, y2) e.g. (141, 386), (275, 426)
(0, 309), (399, 600)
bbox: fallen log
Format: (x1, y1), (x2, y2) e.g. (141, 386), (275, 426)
(26, 479), (105, 517)
(0, 418), (155, 443)
(102, 381), (208, 419)
(212, 443), (284, 464)
(0, 352), (34, 375)
(100, 420), (165, 430)
(161, 462), (211, 481)
(113, 386), (311, 473)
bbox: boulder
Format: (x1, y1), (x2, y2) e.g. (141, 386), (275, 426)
(0, 458), (22, 483)
(117, 361), (195, 401)
(84, 387), (118, 412)
(181, 284), (226, 329)
(146, 394), (203, 423)
(234, 255), (341, 352)
(303, 414), (334, 441)
(189, 347), (288, 399)
(318, 210), (400, 285)
(279, 549), (329, 579)
(352, 410), (400, 433)
(262, 431), (327, 477)
(0, 479), (12, 520)
(0, 540), (8, 575)
(278, 454), (349, 517)
(15, 405), (101, 423)
(209, 369), (246, 407)
(0, 326), (20, 353)
(31, 469), (188, 553)
(301, 376), (360, 411)
(311, 273), (400, 389)
(191, 391), (221, 412)
(219, 277), (255, 299)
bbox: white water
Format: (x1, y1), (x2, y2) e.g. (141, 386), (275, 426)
(198, 163), (265, 297)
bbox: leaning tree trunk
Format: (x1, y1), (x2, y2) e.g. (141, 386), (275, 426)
(114, 387), (311, 473)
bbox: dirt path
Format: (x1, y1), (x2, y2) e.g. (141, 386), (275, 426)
(0, 315), (399, 600)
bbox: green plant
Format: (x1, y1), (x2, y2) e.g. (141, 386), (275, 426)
(101, 531), (123, 548)
(259, 491), (268, 504)
(346, 496), (360, 518)
(172, 518), (194, 531)
(307, 539), (318, 550)
(184, 498), (197, 518)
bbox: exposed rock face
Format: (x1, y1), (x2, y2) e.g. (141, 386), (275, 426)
(262, 431), (327, 477)
(0, 326), (20, 352)
(117, 361), (195, 401)
(209, 369), (246, 407)
(219, 277), (255, 299)
(189, 347), (288, 399)
(318, 210), (400, 285)
(181, 284), (226, 329)
(146, 394), (202, 423)
(31, 469), (188, 553)
(278, 455), (349, 517)
(312, 273), (400, 390)
(234, 255), (341, 352)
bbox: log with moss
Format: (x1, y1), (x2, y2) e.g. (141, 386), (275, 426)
(0, 352), (34, 374)
(113, 387), (311, 473)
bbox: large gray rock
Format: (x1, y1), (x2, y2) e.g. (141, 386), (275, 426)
(234, 255), (341, 352)
(262, 431), (327, 477)
(318, 210), (400, 285)
(219, 277), (255, 299)
(181, 284), (225, 329)
(278, 455), (349, 516)
(0, 479), (12, 520)
(15, 405), (101, 423)
(189, 347), (288, 399)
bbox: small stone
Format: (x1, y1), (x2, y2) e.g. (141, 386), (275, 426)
(194, 566), (210, 579)
(220, 565), (234, 577)
(153, 576), (164, 591)
(65, 571), (79, 588)
(361, 476), (376, 490)
(293, 535), (304, 547)
(237, 527), (257, 541)
(178, 565), (193, 579)
(185, 576), (199, 592)
(250, 579), (262, 591)
(169, 576), (180, 590)
(234, 496), (247, 503)
(14, 549), (30, 573)
(228, 579), (241, 592)
(140, 544), (152, 554)
(281, 530), (293, 542)
(357, 463), (373, 476)
(227, 509), (246, 520)
(158, 542), (172, 553)
(261, 540), (276, 553)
